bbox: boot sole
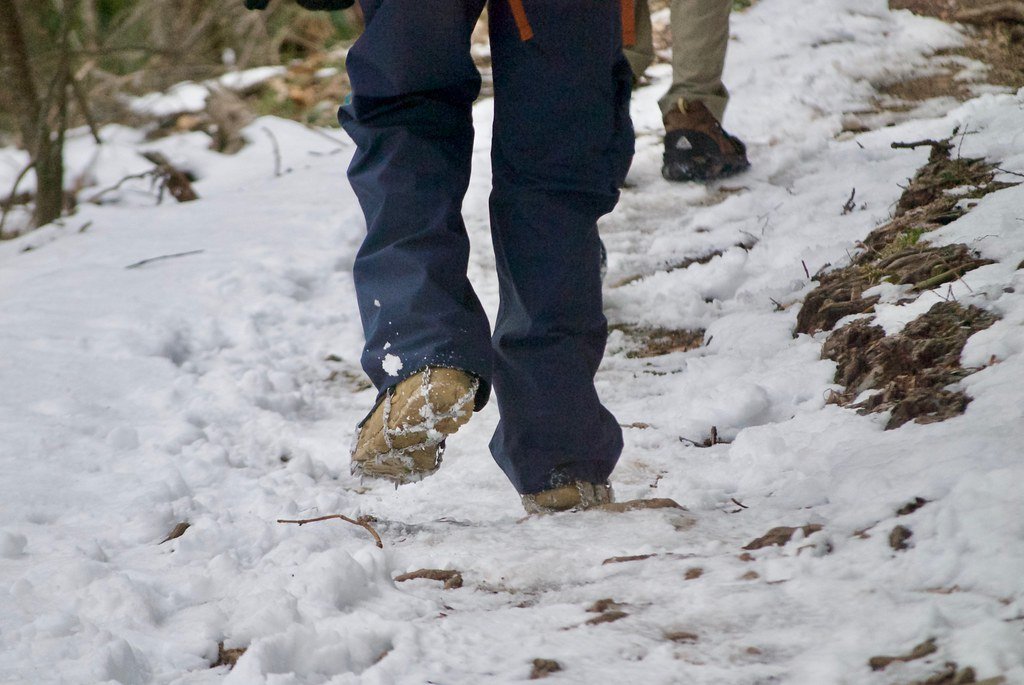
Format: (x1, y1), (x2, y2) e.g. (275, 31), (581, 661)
(351, 368), (477, 484)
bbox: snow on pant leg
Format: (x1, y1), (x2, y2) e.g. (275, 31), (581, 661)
(624, 0), (655, 81)
(658, 0), (732, 121)
(338, 0), (493, 408)
(486, 0), (635, 495)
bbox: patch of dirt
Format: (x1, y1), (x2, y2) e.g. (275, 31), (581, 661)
(595, 498), (686, 513)
(609, 325), (706, 358)
(159, 521), (190, 544)
(665, 630), (699, 643)
(890, 524), (914, 550)
(743, 524), (823, 550)
(584, 598), (629, 625)
(529, 658), (563, 680)
(891, 0), (1024, 92)
(822, 301), (997, 429)
(212, 642), (247, 670)
(394, 568), (464, 589)
(870, 637), (938, 671)
(897, 662), (985, 684)
(586, 610), (629, 625)
(794, 136), (1003, 430)
(684, 567), (704, 580)
(878, 71), (972, 104)
(898, 496), (929, 515)
(797, 140), (1009, 336)
(844, 2), (1024, 134)
(587, 598), (626, 613)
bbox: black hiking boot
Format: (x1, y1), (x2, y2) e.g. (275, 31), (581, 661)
(662, 99), (750, 183)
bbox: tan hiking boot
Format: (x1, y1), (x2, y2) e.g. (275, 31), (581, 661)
(662, 98), (749, 182)
(521, 482), (614, 514)
(351, 367), (478, 484)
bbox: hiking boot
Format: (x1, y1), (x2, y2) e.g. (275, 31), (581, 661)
(351, 367), (478, 484)
(521, 482), (614, 514)
(662, 99), (750, 183)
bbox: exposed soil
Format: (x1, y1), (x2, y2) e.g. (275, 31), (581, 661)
(870, 637), (937, 671)
(529, 658), (563, 680)
(890, 524), (915, 550)
(393, 568), (464, 590)
(841, 2), (1024, 134)
(742, 524), (823, 550)
(822, 301), (996, 428)
(891, 0), (1024, 92)
(610, 325), (706, 358)
(797, 140), (1010, 336)
(212, 642), (247, 670)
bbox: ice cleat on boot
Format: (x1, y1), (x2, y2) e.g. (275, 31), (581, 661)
(351, 367), (478, 484)
(521, 481), (614, 514)
(662, 99), (750, 183)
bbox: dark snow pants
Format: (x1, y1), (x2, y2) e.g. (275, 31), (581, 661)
(339, 0), (634, 494)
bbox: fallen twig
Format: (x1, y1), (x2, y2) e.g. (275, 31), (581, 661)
(841, 187), (856, 215)
(277, 513), (384, 548)
(86, 170), (153, 204)
(995, 166), (1024, 179)
(125, 249), (204, 270)
(262, 126), (283, 177)
(890, 139), (952, 152)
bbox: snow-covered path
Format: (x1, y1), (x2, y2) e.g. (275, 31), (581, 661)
(2, 1), (1024, 683)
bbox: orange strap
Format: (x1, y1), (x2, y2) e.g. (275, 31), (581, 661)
(508, 0), (534, 41)
(506, 0), (633, 45)
(621, 0), (636, 47)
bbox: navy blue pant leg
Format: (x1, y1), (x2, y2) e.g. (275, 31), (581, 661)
(487, 0), (636, 494)
(339, 0), (493, 408)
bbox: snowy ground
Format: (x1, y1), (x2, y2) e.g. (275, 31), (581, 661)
(2, 0), (1024, 683)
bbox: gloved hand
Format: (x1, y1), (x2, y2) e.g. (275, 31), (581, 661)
(244, 0), (355, 9)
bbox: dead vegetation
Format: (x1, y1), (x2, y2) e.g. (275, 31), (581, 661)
(795, 134), (1011, 429)
(822, 302), (996, 428)
(212, 641), (247, 670)
(890, 524), (914, 550)
(529, 658), (563, 679)
(743, 524), (823, 550)
(585, 598), (629, 625)
(610, 324), (706, 358)
(797, 139), (1009, 336)
(870, 637), (938, 671)
(891, 0), (1024, 93)
(393, 568), (464, 590)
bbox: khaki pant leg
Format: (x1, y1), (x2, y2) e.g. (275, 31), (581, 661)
(658, 0), (732, 121)
(623, 0), (654, 81)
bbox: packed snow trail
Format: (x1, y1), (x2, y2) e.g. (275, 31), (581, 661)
(2, 1), (1024, 683)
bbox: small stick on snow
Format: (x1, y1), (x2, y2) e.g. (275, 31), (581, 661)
(994, 166), (1024, 179)
(890, 139), (951, 151)
(841, 187), (856, 215)
(262, 126), (283, 177)
(125, 249), (204, 270)
(277, 513), (384, 549)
